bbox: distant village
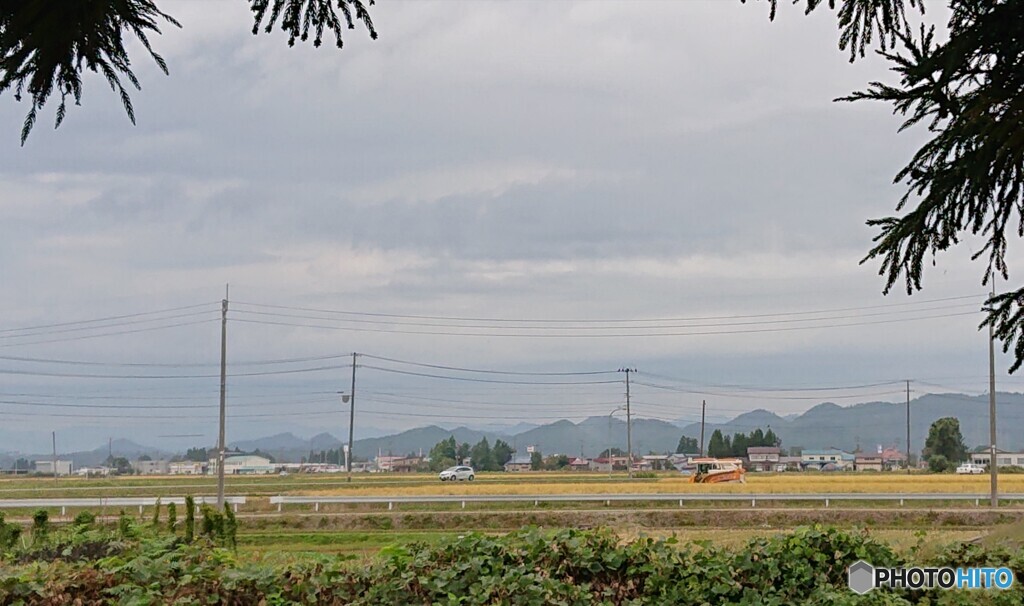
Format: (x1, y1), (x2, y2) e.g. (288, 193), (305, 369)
(13, 442), (1024, 478)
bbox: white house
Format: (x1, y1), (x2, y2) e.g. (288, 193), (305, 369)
(34, 460), (73, 476)
(971, 450), (1024, 468)
(801, 449), (855, 471)
(746, 447), (781, 472)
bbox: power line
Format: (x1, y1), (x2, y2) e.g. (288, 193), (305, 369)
(229, 301), (981, 331)
(0, 318), (219, 348)
(638, 372), (906, 393)
(229, 310), (980, 338)
(0, 309), (218, 340)
(360, 364), (623, 385)
(232, 293), (984, 324)
(358, 353), (617, 376)
(0, 302), (219, 334)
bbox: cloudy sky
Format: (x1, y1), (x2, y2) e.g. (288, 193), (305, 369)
(0, 1), (1017, 453)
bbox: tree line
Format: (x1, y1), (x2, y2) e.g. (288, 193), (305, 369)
(706, 428), (781, 458)
(429, 437), (514, 472)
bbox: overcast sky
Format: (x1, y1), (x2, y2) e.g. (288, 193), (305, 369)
(0, 1), (1018, 453)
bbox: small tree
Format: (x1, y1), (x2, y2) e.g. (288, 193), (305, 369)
(492, 439), (514, 468)
(928, 454), (952, 473)
(676, 435), (698, 454)
(167, 502), (177, 534)
(223, 504), (238, 551)
(151, 497), (161, 527)
(428, 437), (458, 472)
(31, 509), (49, 545)
(470, 438), (494, 471)
(706, 430), (728, 458)
(184, 496), (195, 543)
(530, 451), (543, 471)
(0, 512), (22, 552)
(924, 417), (968, 465)
(118, 510), (136, 539)
(456, 442), (471, 465)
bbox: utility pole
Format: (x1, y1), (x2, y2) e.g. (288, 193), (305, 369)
(347, 352), (357, 482)
(699, 400), (707, 457)
(906, 380), (911, 475)
(216, 286), (229, 509)
(52, 431), (57, 484)
(618, 367), (636, 479)
(989, 284), (999, 507)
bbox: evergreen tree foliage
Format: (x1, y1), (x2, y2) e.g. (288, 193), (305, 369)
(1, 0), (377, 143)
(676, 435), (699, 454)
(706, 430), (728, 458)
(469, 437), (494, 471)
(529, 450), (542, 471)
(747, 0), (1024, 372)
(428, 437), (457, 472)
(492, 439), (514, 467)
(923, 417), (968, 466)
(456, 442), (471, 464)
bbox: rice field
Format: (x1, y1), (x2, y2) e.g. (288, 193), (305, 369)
(304, 472), (1024, 497)
(2, 471), (1022, 500)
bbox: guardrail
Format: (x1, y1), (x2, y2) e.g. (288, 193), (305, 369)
(268, 493), (1024, 511)
(0, 496), (247, 516)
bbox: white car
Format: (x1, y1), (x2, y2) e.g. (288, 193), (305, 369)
(439, 466), (475, 481)
(955, 463), (985, 475)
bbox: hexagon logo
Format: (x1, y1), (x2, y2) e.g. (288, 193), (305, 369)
(848, 560), (875, 595)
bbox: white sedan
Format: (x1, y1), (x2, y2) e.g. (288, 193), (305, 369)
(439, 466), (475, 481)
(955, 463), (985, 474)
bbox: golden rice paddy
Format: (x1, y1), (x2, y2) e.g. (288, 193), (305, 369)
(305, 472), (1024, 497)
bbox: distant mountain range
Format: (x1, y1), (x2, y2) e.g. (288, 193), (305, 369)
(4, 392), (1022, 467)
(676, 392), (1024, 454)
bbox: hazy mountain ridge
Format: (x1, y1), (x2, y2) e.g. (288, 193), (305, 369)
(7, 393), (1022, 467)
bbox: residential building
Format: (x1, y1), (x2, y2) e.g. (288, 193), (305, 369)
(34, 460), (72, 476)
(746, 446), (781, 472)
(854, 454), (883, 472)
(375, 456), (423, 473)
(169, 461), (207, 475)
(640, 455), (672, 471)
(880, 447), (908, 470)
(132, 459), (170, 475)
(970, 450), (1024, 468)
(801, 448), (854, 471)
(568, 457), (590, 471)
(504, 455), (532, 472)
(777, 456), (802, 471)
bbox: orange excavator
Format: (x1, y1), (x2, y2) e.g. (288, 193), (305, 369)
(688, 458), (746, 484)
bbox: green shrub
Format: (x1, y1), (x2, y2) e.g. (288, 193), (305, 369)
(117, 509), (137, 539)
(928, 454), (951, 473)
(151, 497), (161, 527)
(31, 510), (49, 545)
(72, 510), (96, 528)
(184, 496), (195, 543)
(1, 524), (1020, 605)
(223, 504), (238, 551)
(166, 502), (177, 533)
(0, 512), (22, 553)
